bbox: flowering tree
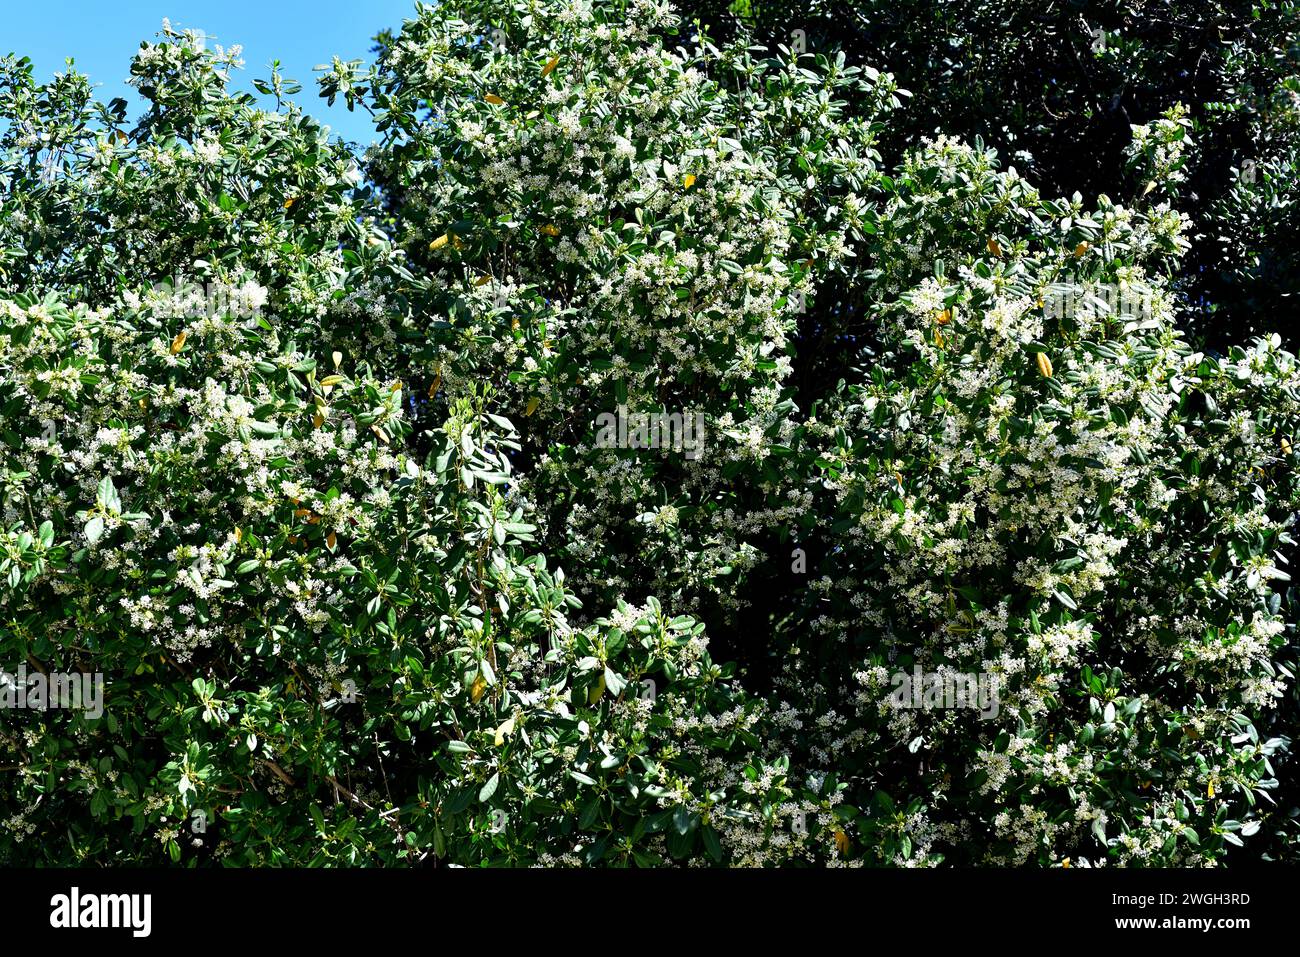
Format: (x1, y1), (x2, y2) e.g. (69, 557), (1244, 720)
(680, 0), (1300, 349)
(768, 134), (1300, 864)
(2, 1), (1298, 866)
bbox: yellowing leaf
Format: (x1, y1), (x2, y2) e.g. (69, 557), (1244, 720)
(169, 332), (186, 355)
(541, 55), (560, 77)
(332, 350), (343, 369)
(1208, 781), (1216, 798)
(475, 274), (492, 286)
(587, 673), (606, 704)
(484, 93), (505, 105)
(370, 424), (389, 444)
(493, 716), (516, 746)
(283, 196), (298, 209)
(429, 233), (450, 251)
(1036, 352), (1053, 378)
(540, 224), (560, 236)
(525, 397), (541, 417)
(470, 673), (488, 703)
(683, 173), (697, 189)
(987, 237), (1002, 258)
(934, 308), (951, 325)
(1074, 241), (1090, 257)
(234, 526), (243, 544)
(833, 829), (850, 854)
(326, 531), (337, 550)
(312, 411), (325, 429)
(1281, 436), (1292, 455)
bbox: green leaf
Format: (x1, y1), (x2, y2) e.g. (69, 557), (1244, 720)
(83, 516), (104, 545)
(701, 825), (723, 863)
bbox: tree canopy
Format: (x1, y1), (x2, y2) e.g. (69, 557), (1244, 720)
(2, 0), (1298, 866)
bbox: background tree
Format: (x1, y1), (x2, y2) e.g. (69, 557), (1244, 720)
(676, 0), (1300, 352)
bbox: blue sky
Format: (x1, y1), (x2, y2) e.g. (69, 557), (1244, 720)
(1, 0), (418, 145)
